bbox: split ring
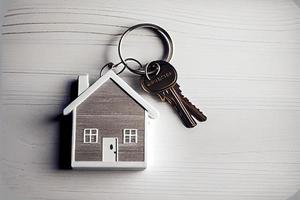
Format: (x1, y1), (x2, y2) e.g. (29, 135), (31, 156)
(145, 62), (161, 80)
(118, 23), (173, 75)
(100, 58), (143, 77)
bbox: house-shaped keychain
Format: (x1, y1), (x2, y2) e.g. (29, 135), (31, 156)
(63, 70), (158, 169)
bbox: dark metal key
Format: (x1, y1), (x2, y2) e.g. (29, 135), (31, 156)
(174, 84), (207, 122)
(141, 60), (205, 128)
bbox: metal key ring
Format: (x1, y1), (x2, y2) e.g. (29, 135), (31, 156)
(99, 57), (143, 77)
(118, 23), (173, 75)
(145, 61), (161, 80)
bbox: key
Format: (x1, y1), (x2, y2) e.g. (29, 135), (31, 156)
(174, 84), (207, 122)
(160, 85), (197, 128)
(141, 60), (206, 128)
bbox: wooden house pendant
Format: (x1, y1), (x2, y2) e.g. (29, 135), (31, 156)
(63, 70), (159, 170)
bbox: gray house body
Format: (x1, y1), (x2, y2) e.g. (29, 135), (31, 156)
(63, 70), (158, 169)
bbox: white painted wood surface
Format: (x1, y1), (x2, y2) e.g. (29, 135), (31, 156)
(1, 0), (300, 199)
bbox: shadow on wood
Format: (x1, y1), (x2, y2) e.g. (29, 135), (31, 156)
(57, 80), (78, 169)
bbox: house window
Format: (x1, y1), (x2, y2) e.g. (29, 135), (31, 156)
(123, 129), (138, 144)
(83, 128), (98, 143)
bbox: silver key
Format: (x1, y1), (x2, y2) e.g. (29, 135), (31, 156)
(141, 60), (199, 128)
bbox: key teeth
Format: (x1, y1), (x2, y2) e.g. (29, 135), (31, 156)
(175, 84), (207, 122)
(166, 88), (198, 128)
(174, 84), (182, 93)
(175, 85), (200, 111)
(183, 97), (200, 111)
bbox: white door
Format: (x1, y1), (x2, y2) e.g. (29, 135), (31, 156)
(102, 137), (118, 162)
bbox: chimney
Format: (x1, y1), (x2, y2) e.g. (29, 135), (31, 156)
(78, 74), (89, 95)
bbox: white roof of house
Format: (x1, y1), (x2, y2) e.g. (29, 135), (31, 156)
(63, 70), (159, 119)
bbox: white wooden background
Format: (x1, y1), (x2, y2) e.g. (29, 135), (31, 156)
(1, 0), (300, 199)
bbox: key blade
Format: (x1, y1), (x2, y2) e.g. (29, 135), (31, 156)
(182, 97), (207, 122)
(174, 84), (207, 122)
(164, 88), (197, 128)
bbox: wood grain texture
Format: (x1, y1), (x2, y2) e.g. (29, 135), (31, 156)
(1, 0), (300, 200)
(77, 79), (146, 116)
(75, 81), (145, 162)
(76, 115), (145, 162)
